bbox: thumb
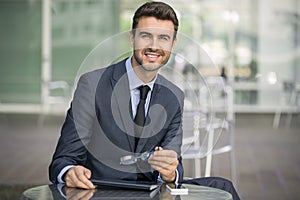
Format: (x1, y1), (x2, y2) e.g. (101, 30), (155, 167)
(84, 168), (92, 179)
(158, 146), (164, 151)
(154, 146), (164, 151)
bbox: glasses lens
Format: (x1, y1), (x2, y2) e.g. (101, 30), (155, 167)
(140, 151), (151, 161)
(120, 155), (137, 165)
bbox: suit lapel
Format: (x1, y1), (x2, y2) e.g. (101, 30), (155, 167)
(110, 60), (136, 152)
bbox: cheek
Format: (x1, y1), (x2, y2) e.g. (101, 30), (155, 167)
(162, 43), (174, 52)
(132, 41), (142, 51)
(134, 48), (144, 56)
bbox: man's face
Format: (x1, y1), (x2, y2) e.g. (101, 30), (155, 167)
(130, 16), (176, 72)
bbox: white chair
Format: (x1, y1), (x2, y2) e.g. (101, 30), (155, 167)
(38, 80), (70, 126)
(273, 81), (300, 129)
(181, 76), (236, 183)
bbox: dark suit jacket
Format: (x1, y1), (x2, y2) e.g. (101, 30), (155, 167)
(49, 58), (184, 183)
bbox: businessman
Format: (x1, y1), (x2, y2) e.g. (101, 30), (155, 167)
(49, 1), (184, 189)
(49, 2), (240, 199)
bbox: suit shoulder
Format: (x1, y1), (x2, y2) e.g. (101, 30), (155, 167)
(77, 58), (127, 85)
(157, 74), (184, 97)
(80, 58), (126, 80)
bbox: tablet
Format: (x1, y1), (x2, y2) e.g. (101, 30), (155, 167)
(91, 179), (160, 191)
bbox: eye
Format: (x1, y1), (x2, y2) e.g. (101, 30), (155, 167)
(159, 35), (170, 41)
(140, 33), (152, 39)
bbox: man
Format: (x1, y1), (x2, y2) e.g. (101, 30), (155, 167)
(49, 1), (184, 189)
(49, 2), (240, 199)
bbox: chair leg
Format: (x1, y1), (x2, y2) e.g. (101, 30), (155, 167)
(37, 103), (49, 127)
(205, 128), (214, 177)
(229, 121), (237, 185)
(230, 149), (237, 183)
(193, 113), (201, 178)
(273, 109), (281, 129)
(285, 90), (297, 127)
(194, 158), (201, 178)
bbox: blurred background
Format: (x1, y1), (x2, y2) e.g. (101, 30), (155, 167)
(0, 0), (299, 199)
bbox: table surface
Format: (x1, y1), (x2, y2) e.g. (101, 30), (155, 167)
(21, 183), (232, 200)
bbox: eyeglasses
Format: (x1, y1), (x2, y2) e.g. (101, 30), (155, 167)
(120, 151), (153, 165)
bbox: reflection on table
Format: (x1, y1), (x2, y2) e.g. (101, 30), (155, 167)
(21, 183), (232, 200)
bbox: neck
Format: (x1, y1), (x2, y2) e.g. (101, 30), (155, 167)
(131, 58), (158, 83)
(133, 66), (157, 83)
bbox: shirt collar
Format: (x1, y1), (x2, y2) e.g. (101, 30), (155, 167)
(125, 56), (156, 91)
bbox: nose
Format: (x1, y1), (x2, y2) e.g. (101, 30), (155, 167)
(149, 37), (159, 51)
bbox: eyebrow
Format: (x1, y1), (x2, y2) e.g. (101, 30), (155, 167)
(138, 31), (152, 36)
(138, 31), (172, 40)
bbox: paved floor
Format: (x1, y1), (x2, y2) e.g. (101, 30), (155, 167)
(0, 113), (299, 199)
(228, 114), (300, 200)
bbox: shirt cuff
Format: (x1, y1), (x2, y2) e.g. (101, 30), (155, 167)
(57, 165), (75, 183)
(56, 183), (66, 198)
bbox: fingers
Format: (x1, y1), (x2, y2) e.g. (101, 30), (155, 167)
(148, 147), (178, 182)
(154, 146), (162, 151)
(149, 148), (178, 168)
(66, 187), (95, 200)
(65, 166), (96, 189)
(149, 158), (178, 171)
(149, 157), (178, 178)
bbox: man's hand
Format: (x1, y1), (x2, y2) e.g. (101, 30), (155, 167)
(148, 147), (178, 182)
(64, 166), (96, 189)
(65, 187), (96, 200)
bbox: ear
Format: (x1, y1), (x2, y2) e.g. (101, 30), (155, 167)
(171, 38), (177, 51)
(130, 31), (134, 48)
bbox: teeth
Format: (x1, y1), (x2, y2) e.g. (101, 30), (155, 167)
(147, 54), (158, 58)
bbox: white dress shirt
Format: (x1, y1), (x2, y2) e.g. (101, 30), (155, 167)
(125, 57), (156, 119)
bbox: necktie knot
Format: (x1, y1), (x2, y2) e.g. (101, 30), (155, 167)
(138, 85), (150, 100)
(134, 85), (150, 128)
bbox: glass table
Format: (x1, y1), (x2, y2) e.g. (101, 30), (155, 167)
(21, 183), (232, 200)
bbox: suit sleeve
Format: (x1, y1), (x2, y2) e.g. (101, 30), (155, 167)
(160, 89), (185, 182)
(48, 73), (97, 183)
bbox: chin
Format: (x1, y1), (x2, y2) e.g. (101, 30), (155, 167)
(141, 63), (163, 72)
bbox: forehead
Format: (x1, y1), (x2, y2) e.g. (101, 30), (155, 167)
(135, 16), (175, 35)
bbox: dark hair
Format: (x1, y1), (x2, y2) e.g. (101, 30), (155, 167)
(132, 1), (179, 38)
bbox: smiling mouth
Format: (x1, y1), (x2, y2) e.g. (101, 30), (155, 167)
(144, 49), (164, 61)
(145, 52), (160, 59)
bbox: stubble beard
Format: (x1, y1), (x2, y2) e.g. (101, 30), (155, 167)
(133, 49), (171, 72)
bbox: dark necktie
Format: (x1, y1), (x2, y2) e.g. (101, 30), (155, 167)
(134, 85), (150, 149)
